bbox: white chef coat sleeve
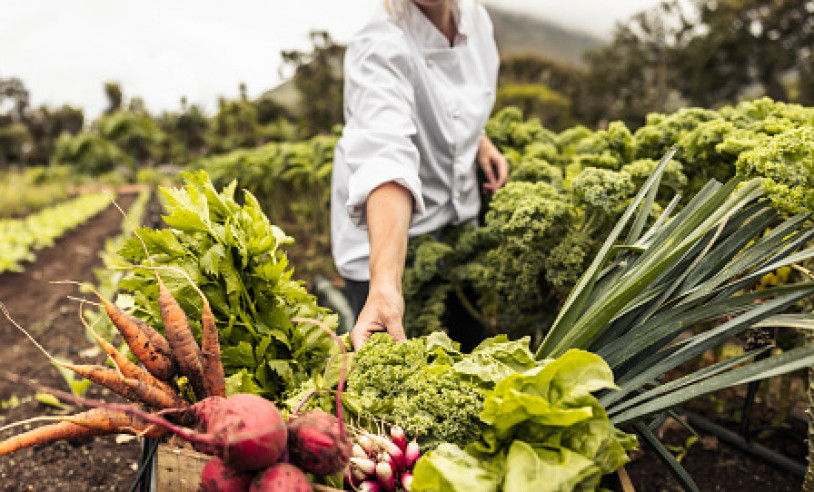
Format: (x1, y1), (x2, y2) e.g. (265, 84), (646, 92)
(340, 34), (426, 229)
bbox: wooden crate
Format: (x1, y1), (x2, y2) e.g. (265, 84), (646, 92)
(156, 444), (208, 492)
(155, 443), (344, 492)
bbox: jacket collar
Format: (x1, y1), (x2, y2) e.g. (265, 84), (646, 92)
(404, 0), (469, 49)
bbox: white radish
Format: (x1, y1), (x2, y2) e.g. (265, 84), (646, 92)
(390, 425), (406, 451)
(350, 456), (377, 479)
(376, 461), (396, 491)
(352, 443), (368, 459)
(401, 472), (414, 492)
(368, 433), (406, 472)
(358, 481), (382, 492)
(405, 439), (421, 470)
(358, 433), (378, 457)
(344, 467), (360, 489)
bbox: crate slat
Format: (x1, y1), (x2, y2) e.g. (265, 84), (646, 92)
(156, 444), (208, 492)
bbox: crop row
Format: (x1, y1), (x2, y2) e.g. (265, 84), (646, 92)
(0, 192), (113, 274)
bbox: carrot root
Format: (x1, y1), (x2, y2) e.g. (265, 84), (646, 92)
(79, 302), (177, 397)
(0, 422), (107, 455)
(157, 277), (207, 400)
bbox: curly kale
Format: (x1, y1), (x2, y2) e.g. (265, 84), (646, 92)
(346, 333), (486, 450)
(401, 99), (814, 345)
(544, 231), (593, 293)
(508, 157), (564, 186)
(570, 167), (635, 215)
(735, 127), (814, 214)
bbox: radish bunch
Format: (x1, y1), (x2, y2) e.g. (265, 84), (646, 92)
(345, 425), (422, 492)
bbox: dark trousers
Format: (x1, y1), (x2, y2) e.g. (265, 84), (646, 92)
(342, 278), (370, 321)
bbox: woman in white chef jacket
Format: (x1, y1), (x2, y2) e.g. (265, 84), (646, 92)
(331, 0), (508, 350)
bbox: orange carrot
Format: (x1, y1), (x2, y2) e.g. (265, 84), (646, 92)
(120, 373), (188, 409)
(60, 407), (167, 438)
(157, 276), (207, 400)
(1, 304), (186, 409)
(152, 266), (225, 399)
(200, 300), (226, 398)
(127, 229), (211, 399)
(55, 281), (176, 381)
(0, 408), (167, 441)
(0, 422), (108, 455)
(78, 303), (177, 397)
(0, 408), (166, 455)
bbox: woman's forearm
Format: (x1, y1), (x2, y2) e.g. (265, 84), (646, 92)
(366, 181), (413, 295)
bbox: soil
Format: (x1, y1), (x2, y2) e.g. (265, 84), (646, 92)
(625, 387), (806, 491)
(0, 189), (808, 491)
(0, 192), (144, 492)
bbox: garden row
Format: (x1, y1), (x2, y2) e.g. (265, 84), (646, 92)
(0, 192), (113, 274)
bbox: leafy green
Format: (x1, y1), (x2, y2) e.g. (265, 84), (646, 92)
(412, 349), (636, 492)
(343, 332), (538, 450)
(117, 170), (336, 401)
(412, 443), (503, 492)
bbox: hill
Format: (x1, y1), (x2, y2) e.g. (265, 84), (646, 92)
(487, 5), (605, 65)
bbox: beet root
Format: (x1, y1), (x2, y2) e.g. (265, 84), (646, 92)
(200, 456), (254, 492)
(286, 409), (351, 476)
(250, 462), (312, 492)
(208, 393), (287, 471)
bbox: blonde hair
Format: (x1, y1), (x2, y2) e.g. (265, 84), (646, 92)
(383, 0), (476, 19)
(383, 0), (406, 18)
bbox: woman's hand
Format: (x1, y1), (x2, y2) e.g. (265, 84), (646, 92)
(350, 181), (412, 351)
(350, 284), (407, 351)
(477, 134), (509, 194)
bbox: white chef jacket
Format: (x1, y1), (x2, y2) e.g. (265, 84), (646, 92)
(330, 0), (499, 281)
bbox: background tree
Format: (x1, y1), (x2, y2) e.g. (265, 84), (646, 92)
(104, 82), (123, 114)
(210, 86), (260, 153)
(24, 105), (85, 165)
(579, 2), (686, 128)
(172, 96), (210, 158)
(580, 0), (814, 128)
(281, 30), (345, 136)
(0, 77), (33, 167)
(497, 54), (583, 130)
(675, 0), (814, 106)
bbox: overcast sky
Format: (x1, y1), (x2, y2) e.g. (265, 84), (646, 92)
(0, 0), (661, 118)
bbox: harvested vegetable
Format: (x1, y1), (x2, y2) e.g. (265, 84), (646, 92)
(72, 282), (176, 380)
(287, 409), (351, 476)
(0, 408), (164, 455)
(250, 462), (311, 492)
(156, 274), (207, 400)
(206, 393), (288, 471)
(1, 303), (186, 410)
(200, 456), (254, 492)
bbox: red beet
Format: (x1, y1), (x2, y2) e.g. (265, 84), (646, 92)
(163, 395), (225, 454)
(200, 456), (254, 492)
(286, 409), (352, 476)
(208, 393), (288, 471)
(250, 463), (312, 492)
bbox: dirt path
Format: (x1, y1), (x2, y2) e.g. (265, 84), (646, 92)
(0, 192), (144, 492)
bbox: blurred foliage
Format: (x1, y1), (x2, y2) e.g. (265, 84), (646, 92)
(579, 0), (814, 127)
(495, 83), (574, 131)
(0, 166), (76, 218)
(401, 98), (814, 343)
(281, 30), (345, 136)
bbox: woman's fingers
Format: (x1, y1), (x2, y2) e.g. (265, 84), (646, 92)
(494, 154), (509, 188)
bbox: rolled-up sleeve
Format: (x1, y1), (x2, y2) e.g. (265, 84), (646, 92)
(340, 34), (426, 228)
